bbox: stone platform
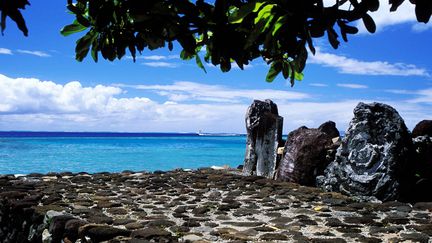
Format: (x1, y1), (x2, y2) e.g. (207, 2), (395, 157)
(1, 169), (431, 242)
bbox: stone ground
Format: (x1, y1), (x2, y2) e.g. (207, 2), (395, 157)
(1, 168), (432, 242)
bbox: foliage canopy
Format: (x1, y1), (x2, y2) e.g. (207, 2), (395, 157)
(1, 0), (431, 85)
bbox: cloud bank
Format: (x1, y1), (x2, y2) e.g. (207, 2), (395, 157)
(0, 74), (430, 133)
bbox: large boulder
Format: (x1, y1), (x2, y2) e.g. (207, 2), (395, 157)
(277, 126), (334, 186)
(317, 102), (413, 201)
(410, 136), (432, 202)
(243, 99), (283, 179)
(318, 121), (340, 138)
(412, 120), (432, 137)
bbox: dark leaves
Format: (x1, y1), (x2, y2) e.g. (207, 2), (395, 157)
(415, 0), (432, 23)
(0, 0), (30, 36)
(55, 0), (431, 85)
(327, 27), (340, 49)
(365, 0), (380, 11)
(266, 61), (282, 83)
(389, 0), (405, 12)
(61, 20), (87, 36)
(362, 14), (376, 33)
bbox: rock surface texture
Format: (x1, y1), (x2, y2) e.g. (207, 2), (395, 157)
(277, 126), (333, 186)
(411, 136), (432, 202)
(243, 99), (283, 179)
(1, 169), (432, 243)
(318, 121), (340, 138)
(317, 102), (412, 201)
(412, 120), (432, 137)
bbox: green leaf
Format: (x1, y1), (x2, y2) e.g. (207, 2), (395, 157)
(195, 55), (207, 73)
(254, 4), (275, 25)
(61, 20), (87, 36)
(282, 60), (291, 79)
(272, 16), (287, 36)
(294, 71), (304, 81)
(75, 30), (96, 61)
(266, 61), (282, 82)
(229, 1), (265, 24)
(180, 49), (194, 60)
(296, 46), (308, 72)
(91, 41), (99, 62)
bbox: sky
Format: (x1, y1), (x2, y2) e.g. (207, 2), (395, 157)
(0, 0), (431, 134)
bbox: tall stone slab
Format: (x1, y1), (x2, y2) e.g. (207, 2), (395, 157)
(317, 102), (412, 201)
(243, 99), (283, 179)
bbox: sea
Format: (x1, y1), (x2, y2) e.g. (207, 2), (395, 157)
(0, 132), (246, 175)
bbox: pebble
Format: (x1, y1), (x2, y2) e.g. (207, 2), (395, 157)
(1, 169), (432, 243)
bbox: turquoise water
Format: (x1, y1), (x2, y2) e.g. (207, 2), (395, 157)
(0, 135), (246, 174)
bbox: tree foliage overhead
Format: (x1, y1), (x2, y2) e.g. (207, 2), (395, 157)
(0, 0), (30, 36)
(1, 0), (431, 85)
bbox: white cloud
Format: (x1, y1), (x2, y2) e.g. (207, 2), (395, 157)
(0, 48), (12, 55)
(309, 49), (430, 77)
(407, 89), (432, 104)
(1, 73), (430, 133)
(142, 55), (178, 60)
(309, 83), (328, 87)
(142, 62), (179, 68)
(337, 83), (368, 89)
(17, 50), (51, 57)
(357, 0), (419, 33)
(412, 23), (432, 32)
(0, 74), (123, 114)
(118, 81), (310, 103)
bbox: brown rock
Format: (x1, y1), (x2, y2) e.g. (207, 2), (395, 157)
(277, 126), (332, 186)
(318, 121), (340, 138)
(412, 120), (432, 137)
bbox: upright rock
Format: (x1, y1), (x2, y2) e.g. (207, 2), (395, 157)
(243, 100), (283, 179)
(277, 126), (333, 186)
(317, 102), (412, 201)
(412, 120), (432, 137)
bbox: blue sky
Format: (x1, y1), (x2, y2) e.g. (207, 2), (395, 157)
(0, 0), (431, 133)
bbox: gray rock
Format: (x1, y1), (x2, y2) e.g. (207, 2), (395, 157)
(243, 99), (283, 179)
(277, 126), (333, 186)
(317, 102), (412, 201)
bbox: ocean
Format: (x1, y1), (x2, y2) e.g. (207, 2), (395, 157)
(0, 132), (246, 175)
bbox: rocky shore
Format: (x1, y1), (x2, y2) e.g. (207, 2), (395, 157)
(1, 168), (432, 242)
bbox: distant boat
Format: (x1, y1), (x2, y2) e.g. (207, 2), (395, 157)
(197, 130), (244, 137)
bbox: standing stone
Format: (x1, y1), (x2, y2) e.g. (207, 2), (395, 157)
(317, 102), (412, 201)
(412, 120), (432, 137)
(277, 126), (333, 186)
(243, 100), (283, 179)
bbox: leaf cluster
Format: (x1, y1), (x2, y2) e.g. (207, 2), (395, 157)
(1, 0), (431, 84)
(0, 0), (29, 36)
